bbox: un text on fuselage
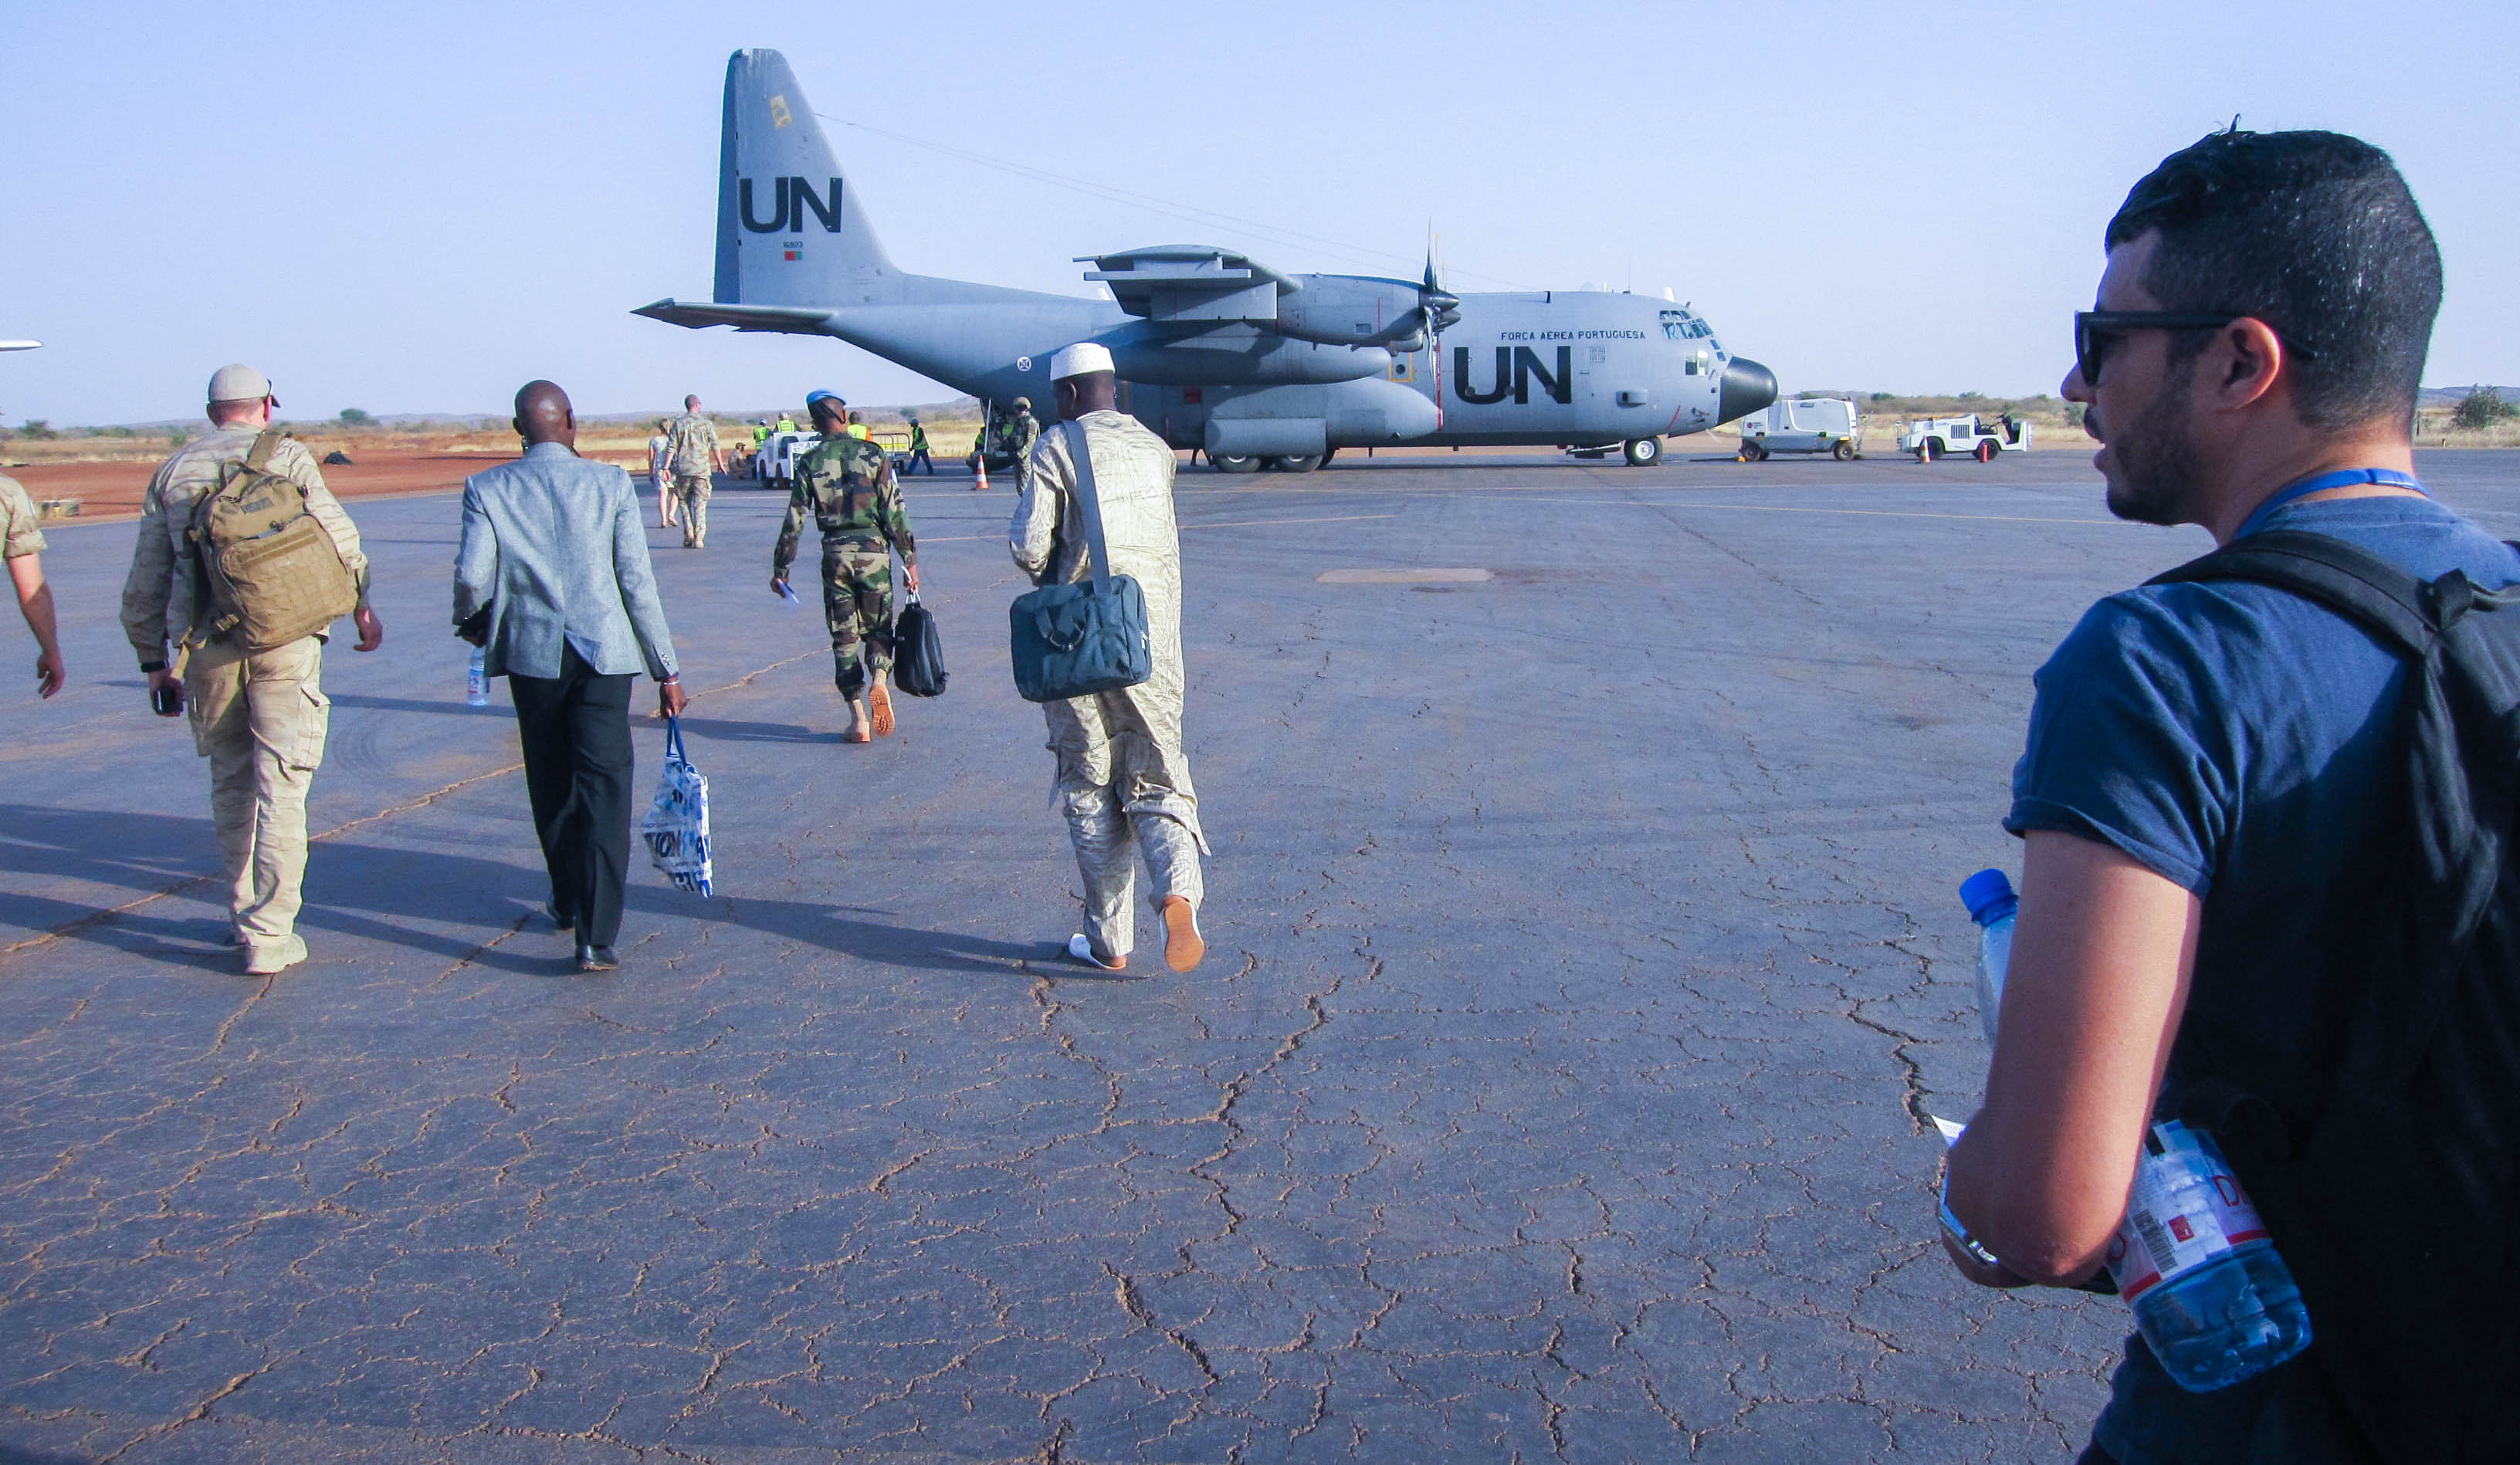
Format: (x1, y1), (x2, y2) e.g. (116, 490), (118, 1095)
(741, 177), (843, 234)
(1452, 345), (1571, 406)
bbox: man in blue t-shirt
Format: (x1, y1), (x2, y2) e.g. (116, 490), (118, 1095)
(1938, 131), (2492, 1464)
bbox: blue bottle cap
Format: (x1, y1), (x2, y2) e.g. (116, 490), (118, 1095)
(1959, 868), (2017, 925)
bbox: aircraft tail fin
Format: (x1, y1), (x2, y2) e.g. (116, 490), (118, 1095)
(714, 49), (899, 307)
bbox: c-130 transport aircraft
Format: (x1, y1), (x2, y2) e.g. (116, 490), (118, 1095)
(637, 49), (1778, 472)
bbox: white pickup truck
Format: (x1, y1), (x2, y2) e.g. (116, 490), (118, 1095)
(1898, 413), (2031, 462)
(751, 430), (824, 492)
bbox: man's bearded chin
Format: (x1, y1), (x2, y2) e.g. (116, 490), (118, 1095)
(2102, 360), (2203, 528)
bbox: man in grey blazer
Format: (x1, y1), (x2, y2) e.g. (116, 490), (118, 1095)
(455, 381), (688, 972)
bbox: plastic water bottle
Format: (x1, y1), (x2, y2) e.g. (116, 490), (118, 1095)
(1954, 869), (2312, 1391)
(2106, 1120), (2313, 1391)
(466, 645), (489, 707)
(1959, 868), (2017, 1043)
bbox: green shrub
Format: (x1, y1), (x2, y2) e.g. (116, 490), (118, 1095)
(2451, 387), (2519, 431)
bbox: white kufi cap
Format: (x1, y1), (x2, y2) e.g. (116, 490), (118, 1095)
(1048, 341), (1115, 381)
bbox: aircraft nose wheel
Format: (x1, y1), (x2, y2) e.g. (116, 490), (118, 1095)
(1623, 437), (1663, 467)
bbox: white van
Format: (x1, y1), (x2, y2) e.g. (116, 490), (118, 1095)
(1737, 398), (1862, 460)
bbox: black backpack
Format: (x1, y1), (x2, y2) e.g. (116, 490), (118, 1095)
(2147, 529), (2520, 1464)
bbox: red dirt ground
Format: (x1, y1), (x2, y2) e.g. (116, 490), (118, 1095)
(7, 449), (651, 523)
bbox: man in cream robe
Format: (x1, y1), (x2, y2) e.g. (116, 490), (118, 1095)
(1011, 343), (1208, 973)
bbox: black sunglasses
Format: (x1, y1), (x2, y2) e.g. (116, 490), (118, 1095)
(2074, 310), (2316, 387)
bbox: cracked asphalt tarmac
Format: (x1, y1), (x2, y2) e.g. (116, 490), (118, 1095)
(7, 448), (2515, 1463)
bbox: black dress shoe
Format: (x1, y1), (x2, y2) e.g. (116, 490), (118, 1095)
(574, 943), (619, 972)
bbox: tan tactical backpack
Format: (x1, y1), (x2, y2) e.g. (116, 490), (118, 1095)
(181, 429), (358, 657)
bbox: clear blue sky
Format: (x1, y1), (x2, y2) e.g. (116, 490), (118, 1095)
(3, 1), (2512, 425)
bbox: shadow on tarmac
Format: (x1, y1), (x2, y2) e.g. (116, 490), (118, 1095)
(0, 804), (1056, 980)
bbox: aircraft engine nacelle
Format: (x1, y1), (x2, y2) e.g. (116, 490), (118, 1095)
(1170, 377), (1440, 457)
(1274, 274), (1434, 349)
(1109, 326), (1391, 386)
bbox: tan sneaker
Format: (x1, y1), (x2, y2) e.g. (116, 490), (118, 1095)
(1160, 897), (1204, 973)
(868, 681), (895, 737)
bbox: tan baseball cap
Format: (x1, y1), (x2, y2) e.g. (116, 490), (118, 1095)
(207, 363), (274, 404)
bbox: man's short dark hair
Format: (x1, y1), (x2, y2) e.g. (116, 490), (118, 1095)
(2107, 128), (2440, 431)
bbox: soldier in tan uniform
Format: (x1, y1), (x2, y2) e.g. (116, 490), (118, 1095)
(120, 364), (384, 976)
(663, 394), (726, 549)
(1012, 344), (1207, 973)
(0, 472), (65, 697)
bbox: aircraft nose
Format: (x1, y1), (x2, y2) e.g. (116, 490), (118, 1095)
(1716, 356), (1779, 425)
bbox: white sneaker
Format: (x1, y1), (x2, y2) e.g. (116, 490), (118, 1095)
(1066, 933), (1127, 971)
(243, 934), (307, 976)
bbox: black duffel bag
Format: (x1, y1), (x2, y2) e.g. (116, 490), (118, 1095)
(1008, 421), (1151, 703)
(891, 590), (948, 697)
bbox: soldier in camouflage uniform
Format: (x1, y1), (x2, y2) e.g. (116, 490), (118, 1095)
(772, 391), (919, 743)
(1003, 398), (1041, 494)
(663, 394), (725, 549)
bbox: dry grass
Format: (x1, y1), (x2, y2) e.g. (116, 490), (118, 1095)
(2415, 406), (2520, 449)
(1, 410), (994, 471)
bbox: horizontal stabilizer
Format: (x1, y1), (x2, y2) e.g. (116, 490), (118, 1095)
(632, 299), (833, 335)
(1083, 245), (1299, 324)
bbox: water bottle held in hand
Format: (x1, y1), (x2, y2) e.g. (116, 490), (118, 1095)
(2107, 1120), (2313, 1392)
(1959, 868), (2017, 1044)
(466, 645), (489, 708)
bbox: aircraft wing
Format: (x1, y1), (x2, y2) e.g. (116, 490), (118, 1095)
(1080, 246), (1300, 323)
(632, 299), (835, 335)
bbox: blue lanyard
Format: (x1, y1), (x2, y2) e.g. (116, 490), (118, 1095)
(2234, 469), (2427, 540)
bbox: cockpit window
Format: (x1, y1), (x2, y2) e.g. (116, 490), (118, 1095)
(1661, 310), (1719, 344)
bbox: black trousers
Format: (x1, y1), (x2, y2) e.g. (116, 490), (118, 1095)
(509, 646), (635, 947)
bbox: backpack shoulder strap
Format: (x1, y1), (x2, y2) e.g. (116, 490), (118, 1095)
(2146, 528), (2437, 658)
(244, 428), (286, 473)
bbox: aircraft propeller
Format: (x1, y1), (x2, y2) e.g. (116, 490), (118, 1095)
(1418, 252), (1461, 336)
